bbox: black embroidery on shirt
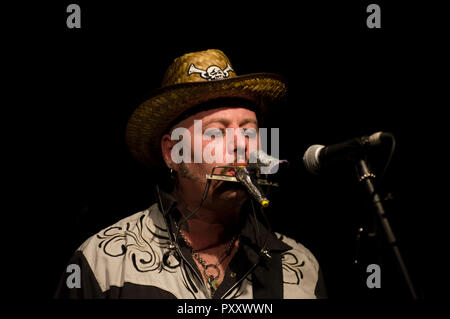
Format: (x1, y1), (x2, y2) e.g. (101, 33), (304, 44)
(281, 252), (305, 285)
(96, 211), (179, 273)
(95, 208), (205, 298)
(162, 250), (181, 270)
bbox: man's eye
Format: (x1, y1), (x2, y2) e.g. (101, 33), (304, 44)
(204, 128), (225, 138)
(242, 127), (258, 138)
(242, 126), (258, 132)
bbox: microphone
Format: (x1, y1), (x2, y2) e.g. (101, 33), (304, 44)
(234, 166), (270, 207)
(303, 131), (391, 175)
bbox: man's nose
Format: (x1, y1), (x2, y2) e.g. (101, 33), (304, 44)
(226, 128), (248, 163)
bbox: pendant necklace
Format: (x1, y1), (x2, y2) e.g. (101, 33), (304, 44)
(178, 227), (238, 293)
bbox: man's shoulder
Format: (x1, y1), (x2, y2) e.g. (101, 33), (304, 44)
(274, 232), (319, 270)
(77, 203), (162, 253)
(58, 203), (179, 297)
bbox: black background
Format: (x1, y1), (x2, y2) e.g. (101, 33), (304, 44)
(13, 0), (444, 304)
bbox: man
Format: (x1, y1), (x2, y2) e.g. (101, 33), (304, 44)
(55, 49), (326, 299)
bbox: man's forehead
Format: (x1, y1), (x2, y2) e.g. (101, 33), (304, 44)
(174, 106), (258, 129)
(198, 107), (257, 121)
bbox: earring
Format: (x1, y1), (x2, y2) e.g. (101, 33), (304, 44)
(169, 167), (176, 180)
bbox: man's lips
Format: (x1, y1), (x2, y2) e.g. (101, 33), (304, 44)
(212, 164), (248, 194)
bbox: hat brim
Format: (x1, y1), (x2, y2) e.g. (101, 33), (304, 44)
(125, 73), (287, 168)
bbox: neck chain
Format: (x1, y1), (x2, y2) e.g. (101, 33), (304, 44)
(177, 226), (239, 293)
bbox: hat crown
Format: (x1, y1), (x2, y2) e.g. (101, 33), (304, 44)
(161, 49), (236, 87)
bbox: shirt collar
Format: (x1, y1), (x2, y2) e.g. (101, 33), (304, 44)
(156, 187), (292, 254)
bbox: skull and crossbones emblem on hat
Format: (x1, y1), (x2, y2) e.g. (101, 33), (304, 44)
(188, 63), (234, 81)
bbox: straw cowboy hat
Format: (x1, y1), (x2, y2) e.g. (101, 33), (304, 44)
(125, 49), (287, 168)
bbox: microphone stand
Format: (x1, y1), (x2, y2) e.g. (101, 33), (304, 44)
(355, 158), (418, 299)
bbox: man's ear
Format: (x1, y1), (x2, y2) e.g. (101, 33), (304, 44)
(161, 134), (177, 170)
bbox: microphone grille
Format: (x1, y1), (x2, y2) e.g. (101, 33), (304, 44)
(303, 144), (324, 175)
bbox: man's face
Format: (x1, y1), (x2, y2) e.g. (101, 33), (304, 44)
(162, 106), (259, 209)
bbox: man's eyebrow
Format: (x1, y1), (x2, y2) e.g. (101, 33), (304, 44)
(202, 118), (230, 127)
(240, 118), (258, 126)
(202, 118), (258, 127)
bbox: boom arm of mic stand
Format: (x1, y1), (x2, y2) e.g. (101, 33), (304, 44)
(356, 159), (418, 299)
